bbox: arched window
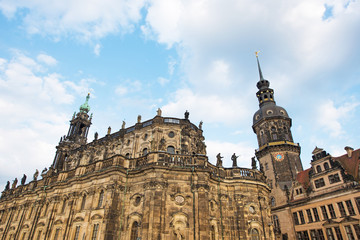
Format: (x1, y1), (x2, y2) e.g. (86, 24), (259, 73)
(250, 228), (260, 240)
(271, 127), (277, 140)
(264, 94), (268, 99)
(97, 190), (104, 208)
(61, 200), (66, 213)
(125, 153), (130, 159)
(91, 224), (99, 240)
(324, 162), (329, 170)
(271, 197), (276, 207)
(273, 215), (280, 229)
(167, 146), (175, 154)
(142, 148), (148, 156)
(130, 221), (139, 240)
(81, 195), (86, 210)
(316, 165), (322, 173)
(210, 225), (216, 240)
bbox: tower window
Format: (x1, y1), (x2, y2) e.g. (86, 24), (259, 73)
(142, 148), (148, 156)
(264, 94), (268, 99)
(81, 195), (86, 210)
(98, 190), (104, 208)
(130, 221), (139, 240)
(91, 224), (99, 240)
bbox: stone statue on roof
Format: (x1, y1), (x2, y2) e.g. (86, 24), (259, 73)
(216, 153), (223, 167)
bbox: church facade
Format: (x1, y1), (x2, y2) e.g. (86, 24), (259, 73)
(0, 95), (272, 239)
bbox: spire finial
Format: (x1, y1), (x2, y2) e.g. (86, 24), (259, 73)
(79, 93), (91, 113)
(255, 51), (264, 81)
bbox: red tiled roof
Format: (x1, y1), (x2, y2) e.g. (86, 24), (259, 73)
(334, 148), (360, 181)
(296, 168), (311, 189)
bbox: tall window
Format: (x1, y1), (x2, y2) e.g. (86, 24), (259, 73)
(299, 211), (305, 224)
(306, 209), (313, 223)
(273, 215), (280, 229)
(74, 226), (80, 240)
(345, 200), (356, 215)
(328, 204), (336, 218)
(81, 195), (86, 210)
(334, 227), (343, 240)
(316, 165), (322, 173)
(36, 230), (42, 240)
(355, 197), (360, 214)
(345, 225), (355, 240)
(353, 224), (360, 239)
(61, 200), (67, 213)
(320, 206), (329, 220)
(210, 225), (216, 240)
(130, 221), (139, 240)
(337, 202), (346, 217)
(313, 208), (320, 221)
(250, 228), (260, 240)
(54, 228), (61, 240)
(326, 228), (335, 240)
(293, 212), (299, 225)
(98, 190), (104, 208)
(91, 224), (99, 240)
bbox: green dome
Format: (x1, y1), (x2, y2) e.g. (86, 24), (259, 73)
(79, 93), (91, 113)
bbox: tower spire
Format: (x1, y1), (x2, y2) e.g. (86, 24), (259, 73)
(255, 51), (264, 81)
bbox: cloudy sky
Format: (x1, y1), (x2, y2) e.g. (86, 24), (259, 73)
(0, 0), (359, 189)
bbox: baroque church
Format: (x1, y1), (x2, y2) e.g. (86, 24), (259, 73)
(0, 55), (359, 240)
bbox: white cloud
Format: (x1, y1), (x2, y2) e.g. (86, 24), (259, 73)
(316, 99), (359, 137)
(0, 51), (95, 187)
(206, 140), (254, 168)
(37, 53), (57, 66)
(157, 77), (169, 86)
(94, 43), (101, 56)
(115, 86), (128, 96)
(162, 88), (251, 125)
(0, 0), (147, 41)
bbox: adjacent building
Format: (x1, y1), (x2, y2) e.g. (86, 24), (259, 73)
(252, 55), (360, 240)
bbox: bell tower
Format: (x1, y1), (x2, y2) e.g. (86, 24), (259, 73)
(52, 94), (92, 171)
(252, 53), (302, 206)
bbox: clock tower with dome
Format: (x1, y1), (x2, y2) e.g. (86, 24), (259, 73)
(252, 54), (303, 208)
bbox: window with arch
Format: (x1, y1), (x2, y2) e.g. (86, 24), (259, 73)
(271, 127), (277, 140)
(81, 195), (86, 210)
(167, 146), (175, 154)
(61, 200), (66, 213)
(130, 221), (139, 240)
(271, 197), (276, 207)
(74, 226), (80, 240)
(142, 148), (148, 156)
(264, 94), (268, 99)
(316, 165), (322, 173)
(98, 190), (104, 208)
(210, 225), (216, 240)
(324, 162), (330, 170)
(91, 224), (99, 240)
(250, 228), (260, 240)
(125, 153), (130, 159)
(273, 215), (280, 229)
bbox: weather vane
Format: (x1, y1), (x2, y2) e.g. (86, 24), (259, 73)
(255, 51), (260, 57)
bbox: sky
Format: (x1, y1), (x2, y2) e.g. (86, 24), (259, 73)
(0, 0), (359, 189)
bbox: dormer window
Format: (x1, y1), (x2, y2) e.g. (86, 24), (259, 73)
(324, 162), (330, 170)
(328, 174), (340, 184)
(314, 178), (325, 188)
(316, 165), (322, 173)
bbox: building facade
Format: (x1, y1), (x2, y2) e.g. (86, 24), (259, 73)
(252, 56), (360, 240)
(0, 95), (272, 239)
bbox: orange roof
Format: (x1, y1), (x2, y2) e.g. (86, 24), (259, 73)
(296, 168), (311, 189)
(334, 148), (360, 181)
